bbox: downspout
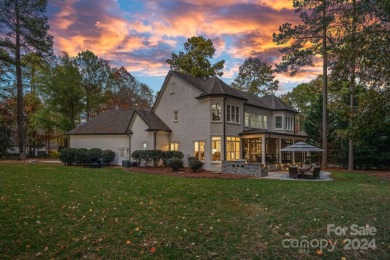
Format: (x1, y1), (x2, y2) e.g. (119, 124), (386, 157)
(223, 97), (227, 161)
(153, 131), (157, 150)
(128, 132), (132, 160)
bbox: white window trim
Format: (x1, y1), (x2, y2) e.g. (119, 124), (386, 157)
(275, 114), (283, 130)
(194, 140), (206, 162)
(286, 117), (294, 131)
(226, 104), (240, 124)
(211, 136), (222, 162)
(211, 104), (222, 122)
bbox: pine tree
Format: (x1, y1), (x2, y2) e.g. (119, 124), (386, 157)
(0, 0), (53, 159)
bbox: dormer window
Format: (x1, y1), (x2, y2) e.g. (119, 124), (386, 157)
(211, 104), (221, 122)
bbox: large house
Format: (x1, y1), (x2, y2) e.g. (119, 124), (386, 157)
(69, 71), (306, 171)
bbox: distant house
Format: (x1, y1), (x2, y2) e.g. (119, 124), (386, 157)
(69, 70), (306, 171)
(68, 109), (134, 165)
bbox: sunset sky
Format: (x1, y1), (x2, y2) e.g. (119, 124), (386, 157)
(46, 0), (322, 94)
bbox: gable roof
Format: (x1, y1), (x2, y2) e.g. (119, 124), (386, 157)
(135, 110), (171, 132)
(170, 71), (297, 113)
(68, 109), (134, 135)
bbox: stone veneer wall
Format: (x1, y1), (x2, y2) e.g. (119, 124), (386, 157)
(222, 160), (265, 176)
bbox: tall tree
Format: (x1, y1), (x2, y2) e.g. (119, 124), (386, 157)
(231, 57), (279, 95)
(38, 53), (84, 134)
(273, 0), (337, 166)
(105, 67), (154, 110)
(0, 0), (53, 159)
(75, 50), (111, 121)
(280, 76), (322, 131)
(166, 36), (225, 79)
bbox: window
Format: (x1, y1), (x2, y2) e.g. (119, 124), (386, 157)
(244, 112), (266, 129)
(211, 104), (221, 122)
(227, 137), (240, 161)
(170, 82), (175, 94)
(285, 117), (294, 131)
(170, 142), (179, 151)
(263, 116), (267, 129)
(118, 147), (127, 157)
(173, 110), (178, 122)
(275, 116), (283, 130)
(227, 105), (240, 123)
(211, 137), (221, 162)
(194, 141), (205, 161)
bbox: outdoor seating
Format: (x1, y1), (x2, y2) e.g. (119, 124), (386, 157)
(288, 166), (299, 179)
(304, 166), (321, 179)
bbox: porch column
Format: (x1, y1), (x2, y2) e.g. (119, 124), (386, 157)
(278, 138), (282, 163)
(292, 139), (295, 164)
(261, 135), (266, 164)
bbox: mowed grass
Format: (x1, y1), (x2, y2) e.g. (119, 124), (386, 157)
(0, 163), (389, 259)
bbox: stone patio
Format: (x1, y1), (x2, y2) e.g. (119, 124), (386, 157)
(261, 170), (333, 181)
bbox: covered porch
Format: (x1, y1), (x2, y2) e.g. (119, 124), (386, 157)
(240, 131), (307, 165)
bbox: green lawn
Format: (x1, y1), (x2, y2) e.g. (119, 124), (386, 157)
(0, 163), (389, 259)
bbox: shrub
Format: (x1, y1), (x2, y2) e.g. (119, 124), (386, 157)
(75, 148), (89, 165)
(163, 151), (184, 165)
(166, 157), (183, 171)
(86, 148), (103, 165)
(188, 157), (203, 172)
(102, 150), (116, 165)
(59, 148), (77, 165)
(131, 150), (165, 166)
(49, 150), (59, 158)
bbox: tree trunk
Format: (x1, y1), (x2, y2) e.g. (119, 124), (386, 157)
(15, 2), (26, 160)
(321, 1), (328, 167)
(348, 0), (357, 171)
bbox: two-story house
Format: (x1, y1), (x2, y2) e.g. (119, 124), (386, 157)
(128, 71), (306, 171)
(69, 70), (307, 171)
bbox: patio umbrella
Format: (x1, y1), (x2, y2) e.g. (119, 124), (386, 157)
(280, 142), (324, 152)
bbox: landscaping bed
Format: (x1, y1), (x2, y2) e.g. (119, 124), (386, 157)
(125, 166), (253, 179)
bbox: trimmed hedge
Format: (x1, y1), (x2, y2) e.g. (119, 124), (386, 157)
(131, 150), (165, 166)
(167, 157), (183, 171)
(86, 148), (103, 164)
(75, 148), (88, 165)
(188, 156), (203, 172)
(102, 150), (116, 165)
(163, 151), (184, 165)
(60, 148), (115, 166)
(59, 148), (77, 165)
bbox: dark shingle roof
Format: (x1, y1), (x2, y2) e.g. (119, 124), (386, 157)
(136, 110), (171, 132)
(171, 71), (296, 113)
(258, 95), (296, 112)
(171, 71), (246, 100)
(68, 110), (134, 135)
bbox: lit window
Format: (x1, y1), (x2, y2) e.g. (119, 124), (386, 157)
(275, 116), (283, 129)
(227, 137), (240, 160)
(211, 137), (221, 162)
(211, 104), (221, 122)
(227, 105), (240, 123)
(194, 141), (205, 161)
(170, 142), (179, 151)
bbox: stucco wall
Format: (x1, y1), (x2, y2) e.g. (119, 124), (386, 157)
(70, 135), (129, 165)
(129, 114), (155, 155)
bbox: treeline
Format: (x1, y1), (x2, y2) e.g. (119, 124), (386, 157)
(0, 50), (154, 156)
(281, 75), (390, 170)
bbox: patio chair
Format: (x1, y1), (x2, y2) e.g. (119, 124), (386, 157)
(304, 166), (321, 179)
(289, 166), (299, 179)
